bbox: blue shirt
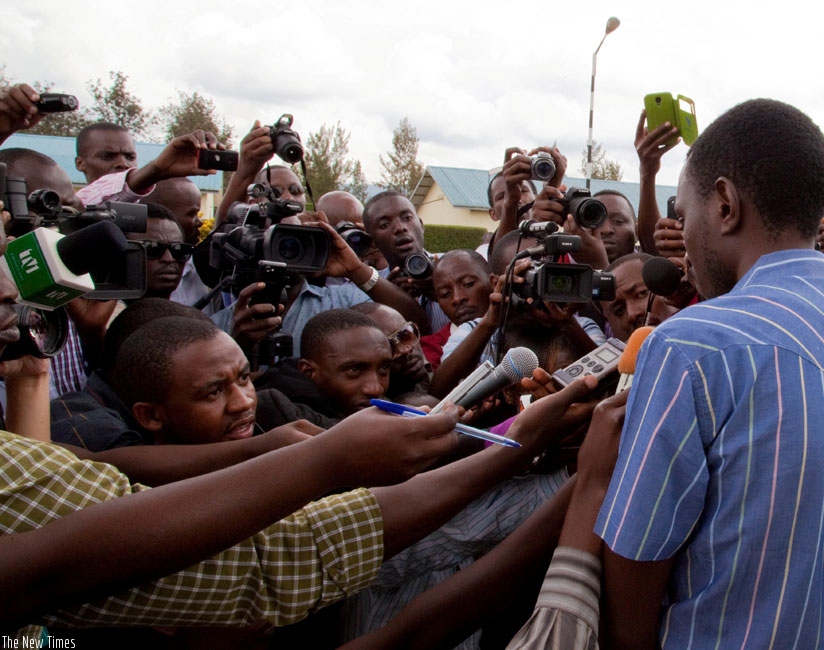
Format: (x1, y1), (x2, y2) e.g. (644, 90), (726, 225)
(596, 249), (824, 649)
(212, 280), (371, 357)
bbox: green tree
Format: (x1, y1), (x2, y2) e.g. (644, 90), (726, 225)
(379, 117), (425, 196)
(579, 142), (623, 181)
(86, 71), (157, 139)
(301, 122), (362, 199)
(160, 90), (234, 147)
(346, 160), (369, 203)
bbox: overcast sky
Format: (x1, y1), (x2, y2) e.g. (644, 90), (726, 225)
(2, 0), (820, 189)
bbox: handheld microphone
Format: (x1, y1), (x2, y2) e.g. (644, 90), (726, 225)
(454, 346), (539, 410)
(615, 326), (654, 393)
(0, 221), (129, 310)
(519, 219), (560, 237)
(641, 257), (682, 325)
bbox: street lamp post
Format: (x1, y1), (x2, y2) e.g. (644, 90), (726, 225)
(586, 16), (620, 190)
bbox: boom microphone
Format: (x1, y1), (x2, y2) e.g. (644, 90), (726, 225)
(0, 221), (129, 310)
(455, 346), (539, 410)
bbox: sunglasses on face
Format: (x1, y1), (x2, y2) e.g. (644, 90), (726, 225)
(388, 321), (420, 357)
(140, 240), (194, 261)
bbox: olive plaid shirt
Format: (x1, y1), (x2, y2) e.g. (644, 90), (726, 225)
(0, 431), (383, 630)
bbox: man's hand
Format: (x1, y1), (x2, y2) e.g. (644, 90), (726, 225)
(636, 110), (679, 178)
(261, 419), (325, 448)
(230, 282), (283, 354)
(564, 212), (609, 269)
(321, 404), (461, 486)
(153, 129), (224, 179)
(313, 221), (374, 284)
(0, 83), (43, 139)
(506, 375), (599, 450)
(530, 184), (568, 227)
(653, 217), (686, 259)
(521, 366), (560, 401)
(237, 120), (275, 179)
(576, 389), (628, 491)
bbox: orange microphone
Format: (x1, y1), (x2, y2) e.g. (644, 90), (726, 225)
(615, 326), (654, 393)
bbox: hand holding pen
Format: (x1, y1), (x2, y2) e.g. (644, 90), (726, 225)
(371, 399), (522, 449)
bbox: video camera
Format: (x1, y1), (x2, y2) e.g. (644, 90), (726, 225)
(208, 182), (330, 316)
(0, 164), (150, 360)
(510, 220), (615, 305)
(207, 183), (330, 368)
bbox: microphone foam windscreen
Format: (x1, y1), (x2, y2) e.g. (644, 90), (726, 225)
(56, 221), (129, 276)
(617, 326), (654, 375)
(503, 346), (540, 381)
(642, 256), (682, 297)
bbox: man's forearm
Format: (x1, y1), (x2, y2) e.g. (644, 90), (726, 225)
(367, 278), (431, 335)
(637, 170), (663, 255)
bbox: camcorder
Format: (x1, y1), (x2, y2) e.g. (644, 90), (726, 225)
(510, 220), (615, 306)
(0, 164), (149, 360)
(208, 185), (330, 368)
(35, 93), (79, 114)
(268, 114), (304, 164)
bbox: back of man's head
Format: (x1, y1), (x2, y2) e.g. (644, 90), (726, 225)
(687, 98), (824, 239)
(0, 148), (83, 211)
(102, 298), (209, 374)
(316, 191), (364, 227)
(488, 230), (539, 276)
(112, 316), (221, 408)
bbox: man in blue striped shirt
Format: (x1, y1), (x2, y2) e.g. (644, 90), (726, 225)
(595, 98), (824, 649)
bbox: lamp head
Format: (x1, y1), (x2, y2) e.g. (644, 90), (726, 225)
(605, 17), (621, 34)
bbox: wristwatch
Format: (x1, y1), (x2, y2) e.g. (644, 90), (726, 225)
(357, 267), (380, 292)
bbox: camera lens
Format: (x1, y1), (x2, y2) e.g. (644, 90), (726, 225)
(0, 305), (69, 361)
(27, 189), (62, 215)
(404, 253), (433, 279)
(278, 236), (304, 261)
(344, 231), (371, 257)
(278, 141), (304, 163)
(548, 274), (573, 292)
(573, 198), (608, 230)
(531, 153), (556, 182)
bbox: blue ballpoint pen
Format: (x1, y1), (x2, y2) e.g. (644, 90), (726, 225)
(370, 398), (522, 449)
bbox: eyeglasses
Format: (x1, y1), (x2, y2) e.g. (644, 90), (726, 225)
(271, 184), (305, 198)
(388, 321), (420, 357)
(140, 241), (194, 261)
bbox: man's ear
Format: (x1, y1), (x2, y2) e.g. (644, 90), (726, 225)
(132, 402), (166, 432)
(75, 156), (86, 173)
(297, 358), (316, 379)
(715, 177), (741, 235)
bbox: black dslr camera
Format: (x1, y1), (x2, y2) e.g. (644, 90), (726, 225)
(268, 114), (304, 163)
(510, 220), (615, 305)
(334, 221), (373, 257)
(559, 187), (607, 230)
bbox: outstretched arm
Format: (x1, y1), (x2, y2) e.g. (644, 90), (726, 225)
(635, 110), (680, 255)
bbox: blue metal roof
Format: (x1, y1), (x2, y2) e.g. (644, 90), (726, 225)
(415, 165), (677, 216)
(0, 133), (223, 191)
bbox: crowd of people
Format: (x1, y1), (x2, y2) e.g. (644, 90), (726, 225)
(1, 80), (824, 649)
